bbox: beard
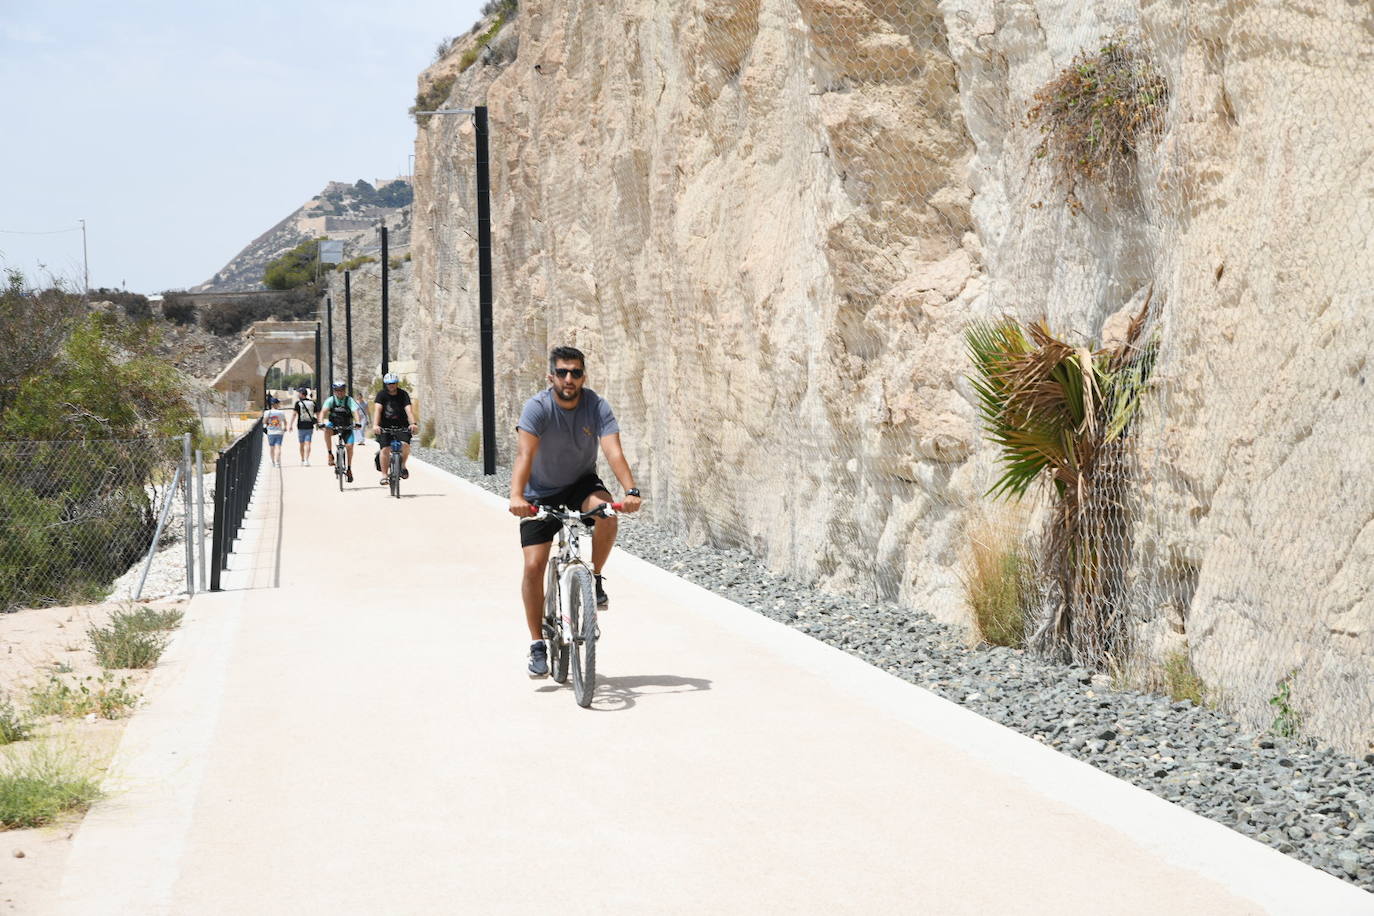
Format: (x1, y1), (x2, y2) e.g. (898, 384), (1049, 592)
(554, 384), (578, 403)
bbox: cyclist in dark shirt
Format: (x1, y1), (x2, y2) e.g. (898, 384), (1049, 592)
(371, 372), (418, 484)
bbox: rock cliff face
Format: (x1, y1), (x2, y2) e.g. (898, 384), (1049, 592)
(412, 1), (1374, 750)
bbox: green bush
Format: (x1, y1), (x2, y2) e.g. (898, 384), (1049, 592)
(339, 255), (378, 272)
(0, 742), (101, 828)
(264, 238), (332, 291)
(412, 74), (457, 125)
(0, 278), (195, 611)
(88, 608), (176, 669)
(0, 694), (32, 745)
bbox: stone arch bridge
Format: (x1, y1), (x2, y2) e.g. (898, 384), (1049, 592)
(211, 321), (317, 411)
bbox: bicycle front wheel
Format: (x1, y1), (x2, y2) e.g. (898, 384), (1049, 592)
(568, 565), (597, 707)
(337, 446), (345, 490)
(546, 559), (569, 683)
(390, 448), (401, 498)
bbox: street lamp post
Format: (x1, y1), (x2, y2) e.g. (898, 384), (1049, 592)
(78, 218), (89, 295)
(414, 105), (496, 476)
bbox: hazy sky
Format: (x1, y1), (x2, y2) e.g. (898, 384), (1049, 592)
(0, 0), (487, 294)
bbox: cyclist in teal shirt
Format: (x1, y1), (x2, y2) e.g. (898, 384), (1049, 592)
(509, 346), (642, 678)
(320, 381), (364, 483)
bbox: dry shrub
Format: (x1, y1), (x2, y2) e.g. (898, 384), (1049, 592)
(961, 514), (1029, 648)
(1027, 37), (1167, 200)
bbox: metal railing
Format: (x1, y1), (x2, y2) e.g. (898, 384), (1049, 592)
(210, 419), (263, 591)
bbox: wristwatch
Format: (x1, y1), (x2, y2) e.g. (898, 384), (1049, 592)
(625, 488), (641, 498)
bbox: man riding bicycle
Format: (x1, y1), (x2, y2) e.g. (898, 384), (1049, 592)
(371, 372), (417, 484)
(508, 346), (642, 678)
(320, 381), (364, 483)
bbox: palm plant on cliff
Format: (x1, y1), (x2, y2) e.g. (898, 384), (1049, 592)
(966, 300), (1155, 668)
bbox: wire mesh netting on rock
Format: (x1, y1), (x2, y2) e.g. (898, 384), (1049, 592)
(411, 1), (1374, 753)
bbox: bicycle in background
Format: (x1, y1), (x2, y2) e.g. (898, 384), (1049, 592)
(530, 501), (621, 707)
(325, 422), (361, 491)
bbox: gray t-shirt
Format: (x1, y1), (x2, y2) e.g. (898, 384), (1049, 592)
(517, 387), (619, 499)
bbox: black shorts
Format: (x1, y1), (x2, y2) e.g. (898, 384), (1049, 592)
(378, 428), (412, 448)
(520, 473), (611, 547)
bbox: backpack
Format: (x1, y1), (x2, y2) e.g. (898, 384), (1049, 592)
(296, 399), (316, 423)
(327, 397), (354, 427)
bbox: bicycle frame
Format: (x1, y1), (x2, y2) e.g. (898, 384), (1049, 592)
(380, 427), (407, 498)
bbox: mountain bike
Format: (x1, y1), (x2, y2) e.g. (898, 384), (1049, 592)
(379, 428), (408, 498)
(325, 423), (360, 490)
(531, 501), (622, 708)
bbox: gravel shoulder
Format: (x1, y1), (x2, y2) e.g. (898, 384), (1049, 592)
(415, 445), (1374, 893)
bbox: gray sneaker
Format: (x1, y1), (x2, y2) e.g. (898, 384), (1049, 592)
(527, 640), (549, 679)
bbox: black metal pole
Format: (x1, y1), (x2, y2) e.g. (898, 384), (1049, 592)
(325, 294), (334, 390)
(475, 106), (496, 475)
(345, 270), (354, 397)
(380, 225), (390, 374)
(314, 323), (322, 399)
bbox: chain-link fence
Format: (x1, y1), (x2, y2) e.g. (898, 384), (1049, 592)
(414, 2), (1374, 753)
(0, 437), (192, 612)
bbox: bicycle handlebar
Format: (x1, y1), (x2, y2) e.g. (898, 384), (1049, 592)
(323, 422), (362, 429)
(526, 501), (624, 521)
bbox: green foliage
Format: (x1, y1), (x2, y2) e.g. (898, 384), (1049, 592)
(1269, 669), (1303, 739)
(1027, 37), (1168, 202)
(0, 275), (195, 611)
(419, 420), (437, 448)
(3, 312), (195, 440)
(27, 673), (138, 719)
(88, 607), (179, 669)
(0, 742), (101, 828)
(412, 74), (457, 125)
(264, 238), (329, 291)
(339, 255), (378, 272)
(1162, 650), (1205, 706)
(0, 694), (32, 745)
(465, 430), (481, 461)
(266, 367), (312, 391)
(965, 300), (1157, 666)
(0, 270), (86, 419)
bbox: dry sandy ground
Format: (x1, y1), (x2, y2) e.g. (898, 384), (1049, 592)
(0, 597), (188, 914)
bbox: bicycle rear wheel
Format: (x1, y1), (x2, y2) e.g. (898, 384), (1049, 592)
(546, 558), (569, 683)
(568, 565), (597, 707)
(390, 448), (401, 498)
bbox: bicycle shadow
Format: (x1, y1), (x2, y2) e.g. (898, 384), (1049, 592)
(538, 673), (712, 712)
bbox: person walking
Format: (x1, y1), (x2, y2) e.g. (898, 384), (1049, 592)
(293, 386), (317, 466)
(507, 346), (642, 678)
(261, 397), (289, 468)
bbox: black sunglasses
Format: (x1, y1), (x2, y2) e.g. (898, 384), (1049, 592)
(553, 368), (584, 379)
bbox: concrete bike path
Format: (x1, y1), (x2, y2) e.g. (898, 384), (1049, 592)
(55, 450), (1373, 915)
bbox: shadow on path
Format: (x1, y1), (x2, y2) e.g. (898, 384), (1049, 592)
(534, 673), (713, 712)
